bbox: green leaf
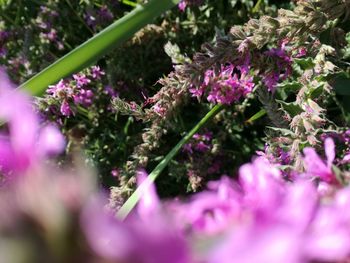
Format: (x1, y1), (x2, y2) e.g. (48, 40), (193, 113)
(333, 75), (350, 96)
(267, 126), (295, 136)
(294, 57), (315, 70)
(276, 81), (303, 100)
(276, 100), (303, 117)
(116, 104), (224, 220)
(277, 81), (302, 93)
(308, 84), (324, 99)
(20, 0), (179, 96)
(0, 0), (11, 7)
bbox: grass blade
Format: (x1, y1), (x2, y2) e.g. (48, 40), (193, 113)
(20, 0), (179, 96)
(116, 104), (224, 220)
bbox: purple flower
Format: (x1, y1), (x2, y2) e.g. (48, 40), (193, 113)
(97, 5), (113, 22)
(262, 45), (293, 92)
(90, 65), (105, 79)
(172, 176), (242, 234)
(263, 72), (279, 92)
(73, 89), (94, 107)
(60, 100), (72, 116)
(296, 47), (307, 58)
(73, 73), (91, 88)
(194, 64), (254, 105)
(104, 85), (119, 98)
(37, 125), (65, 157)
(47, 80), (70, 98)
(189, 84), (205, 99)
(81, 195), (135, 260)
(178, 0), (203, 11)
(83, 170), (191, 263)
(239, 157), (284, 216)
(178, 1), (187, 11)
(152, 103), (166, 117)
(195, 141), (211, 152)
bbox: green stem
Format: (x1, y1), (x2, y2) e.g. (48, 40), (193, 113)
(116, 104), (224, 220)
(252, 0), (263, 13)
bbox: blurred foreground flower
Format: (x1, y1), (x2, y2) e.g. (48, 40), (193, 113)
(0, 70), (65, 176)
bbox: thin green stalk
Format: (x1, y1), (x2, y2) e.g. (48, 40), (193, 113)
(116, 104), (224, 220)
(252, 0), (264, 13)
(121, 0), (138, 7)
(65, 0), (94, 35)
(245, 108), (266, 124)
(20, 0), (179, 96)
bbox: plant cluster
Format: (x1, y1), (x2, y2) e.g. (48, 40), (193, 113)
(1, 0), (350, 262)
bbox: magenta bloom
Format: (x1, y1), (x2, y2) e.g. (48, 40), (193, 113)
(0, 69), (65, 175)
(263, 45), (293, 92)
(178, 1), (187, 11)
(60, 99), (73, 116)
(82, 171), (191, 263)
(190, 64), (254, 105)
(303, 137), (337, 184)
(73, 73), (91, 87)
(90, 65), (105, 79)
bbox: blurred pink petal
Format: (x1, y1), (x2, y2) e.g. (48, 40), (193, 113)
(38, 125), (66, 156)
(136, 169), (160, 220)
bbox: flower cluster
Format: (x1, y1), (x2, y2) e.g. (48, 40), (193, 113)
(3, 86), (350, 262)
(85, 4), (114, 31)
(44, 66), (105, 117)
(189, 64), (254, 105)
(183, 132), (213, 154)
(36, 6), (64, 50)
(168, 158), (350, 263)
(262, 43), (293, 92)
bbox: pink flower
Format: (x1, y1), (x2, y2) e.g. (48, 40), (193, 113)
(90, 65), (105, 79)
(73, 73), (91, 87)
(303, 138), (337, 184)
(0, 69), (65, 175)
(178, 1), (187, 11)
(60, 99), (72, 116)
(136, 169), (160, 220)
(196, 64), (254, 105)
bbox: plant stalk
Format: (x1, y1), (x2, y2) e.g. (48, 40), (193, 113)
(116, 104), (224, 220)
